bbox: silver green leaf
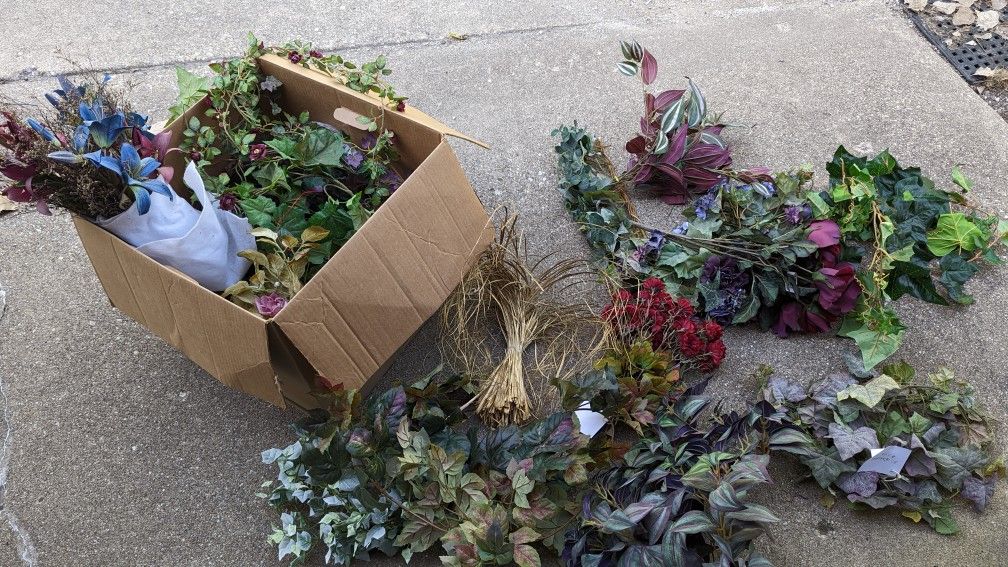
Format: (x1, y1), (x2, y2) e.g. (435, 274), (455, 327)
(617, 61), (638, 77)
(660, 98), (685, 133)
(652, 129), (669, 155)
(686, 78), (707, 128)
(699, 131), (726, 148)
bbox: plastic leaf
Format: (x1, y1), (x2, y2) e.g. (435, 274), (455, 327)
(659, 98), (685, 133)
(669, 510), (715, 534)
(838, 321), (904, 371)
(617, 62), (638, 77)
(685, 78), (706, 127)
(927, 213), (982, 256)
(836, 374), (900, 408)
(950, 165), (972, 193)
(83, 150), (123, 175)
(47, 150), (83, 165)
(725, 503), (780, 524)
(132, 185), (151, 215)
(827, 422), (879, 460)
(640, 49), (657, 85)
(961, 475), (996, 513)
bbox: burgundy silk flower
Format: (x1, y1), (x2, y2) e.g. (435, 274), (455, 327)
(808, 220), (841, 248)
(255, 292), (287, 318)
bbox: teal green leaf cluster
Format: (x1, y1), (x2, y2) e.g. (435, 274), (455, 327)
(763, 363), (1003, 534)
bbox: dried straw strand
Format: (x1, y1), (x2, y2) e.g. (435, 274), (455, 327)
(443, 213), (600, 426)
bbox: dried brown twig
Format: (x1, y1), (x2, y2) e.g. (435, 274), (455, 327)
(441, 213), (602, 426)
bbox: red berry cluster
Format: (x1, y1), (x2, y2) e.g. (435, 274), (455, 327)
(602, 277), (727, 372)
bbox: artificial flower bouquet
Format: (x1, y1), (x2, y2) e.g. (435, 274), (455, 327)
(0, 36), (492, 407)
(555, 40), (1007, 372)
(0, 74), (256, 291)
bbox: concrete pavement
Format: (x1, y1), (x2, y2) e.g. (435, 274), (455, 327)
(1, 0), (1007, 565)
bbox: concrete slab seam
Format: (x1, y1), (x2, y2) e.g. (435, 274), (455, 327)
(0, 281), (39, 567)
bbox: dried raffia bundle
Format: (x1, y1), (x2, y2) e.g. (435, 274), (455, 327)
(443, 214), (600, 426)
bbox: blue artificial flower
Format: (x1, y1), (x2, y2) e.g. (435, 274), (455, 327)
(635, 229), (665, 260)
(671, 221), (689, 235)
(126, 112), (150, 131)
(693, 187), (719, 220)
(85, 142), (173, 215)
(26, 118), (57, 142)
(87, 112), (125, 148)
(72, 124), (90, 151)
(78, 100), (106, 125)
(54, 75), (85, 99)
(120, 143), (173, 214)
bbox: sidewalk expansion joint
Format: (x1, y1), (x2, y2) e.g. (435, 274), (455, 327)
(0, 21), (596, 85)
(0, 282), (39, 567)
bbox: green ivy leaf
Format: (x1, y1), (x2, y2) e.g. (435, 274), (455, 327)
(241, 195), (277, 228)
(836, 374), (900, 409)
(838, 317), (904, 371)
(951, 165), (972, 193)
(265, 138), (300, 161)
(168, 67), (211, 123)
(937, 253), (978, 305)
(926, 213), (982, 257)
(301, 127), (346, 167)
(880, 360), (915, 384)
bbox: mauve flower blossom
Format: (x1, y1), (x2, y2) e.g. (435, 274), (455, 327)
(396, 100), (407, 112)
(816, 263), (861, 315)
(360, 133), (378, 150)
(218, 192), (238, 212)
(255, 292), (287, 318)
(771, 302), (833, 337)
(380, 170), (403, 192)
(808, 219), (841, 248)
(784, 203), (811, 225)
(287, 51), (302, 64)
(309, 49), (323, 59)
(249, 143), (268, 161)
(343, 147), (364, 169)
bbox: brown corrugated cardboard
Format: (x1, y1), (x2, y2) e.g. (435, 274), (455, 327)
(72, 54), (492, 408)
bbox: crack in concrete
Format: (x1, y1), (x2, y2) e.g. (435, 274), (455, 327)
(0, 282), (38, 567)
(0, 21), (595, 84)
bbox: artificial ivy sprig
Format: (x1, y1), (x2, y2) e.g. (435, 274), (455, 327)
(272, 38), (407, 112)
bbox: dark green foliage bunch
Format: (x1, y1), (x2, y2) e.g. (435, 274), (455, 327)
(168, 34), (406, 310)
(261, 371), (602, 566)
(561, 380), (777, 566)
(763, 362), (1003, 535)
(816, 148), (1007, 369)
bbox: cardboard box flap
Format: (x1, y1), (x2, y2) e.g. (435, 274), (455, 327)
(257, 54), (487, 150)
(274, 141), (493, 387)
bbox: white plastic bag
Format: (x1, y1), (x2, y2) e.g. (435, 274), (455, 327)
(97, 162), (255, 291)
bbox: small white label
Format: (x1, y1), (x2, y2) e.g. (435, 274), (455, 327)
(857, 446), (911, 476)
(574, 402), (608, 437)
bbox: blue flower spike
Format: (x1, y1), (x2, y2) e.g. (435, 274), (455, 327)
(119, 143), (173, 215)
(26, 118), (57, 143)
(47, 150), (83, 165)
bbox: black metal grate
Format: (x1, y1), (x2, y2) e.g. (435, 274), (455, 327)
(909, 7), (1008, 83)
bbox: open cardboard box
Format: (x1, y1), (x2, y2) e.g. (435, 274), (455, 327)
(73, 54), (493, 409)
